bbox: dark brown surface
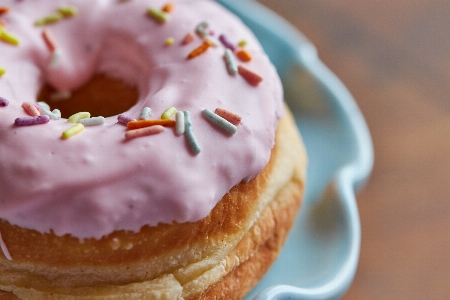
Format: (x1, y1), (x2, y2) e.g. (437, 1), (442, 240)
(257, 1), (450, 299)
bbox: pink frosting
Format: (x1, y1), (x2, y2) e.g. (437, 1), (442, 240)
(0, 0), (283, 239)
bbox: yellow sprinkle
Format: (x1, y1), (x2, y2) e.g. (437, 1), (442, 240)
(0, 67), (5, 76)
(0, 26), (19, 46)
(68, 112), (90, 123)
(238, 40), (247, 47)
(161, 106), (177, 119)
(62, 123), (84, 139)
(58, 5), (79, 17)
(165, 37), (174, 45)
(34, 12), (63, 26)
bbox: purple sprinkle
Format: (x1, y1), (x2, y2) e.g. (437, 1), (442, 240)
(219, 34), (237, 52)
(0, 97), (9, 107)
(117, 114), (136, 125)
(15, 115), (50, 126)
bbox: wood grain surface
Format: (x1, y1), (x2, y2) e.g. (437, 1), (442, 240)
(256, 1), (450, 299)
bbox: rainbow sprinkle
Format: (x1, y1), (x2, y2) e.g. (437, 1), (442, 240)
(165, 37), (175, 46)
(161, 106), (177, 119)
(175, 111), (185, 135)
(62, 123), (84, 139)
(42, 29), (59, 52)
(162, 2), (175, 13)
(224, 49), (237, 75)
(218, 34), (237, 52)
(0, 97), (9, 107)
(125, 125), (164, 140)
(78, 116), (105, 126)
(21, 102), (40, 116)
(15, 115), (50, 126)
(127, 119), (176, 129)
(0, 66), (5, 76)
(183, 110), (201, 155)
(238, 40), (247, 47)
(0, 7), (10, 15)
(139, 107), (152, 120)
(238, 65), (263, 86)
(181, 32), (195, 45)
(236, 49), (252, 62)
(202, 109), (237, 135)
(187, 40), (212, 59)
(58, 5), (79, 17)
(68, 112), (90, 123)
(34, 12), (64, 26)
(0, 26), (19, 46)
(147, 7), (169, 23)
(214, 108), (242, 126)
(117, 114), (136, 125)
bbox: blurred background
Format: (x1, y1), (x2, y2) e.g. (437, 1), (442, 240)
(256, 1), (450, 299)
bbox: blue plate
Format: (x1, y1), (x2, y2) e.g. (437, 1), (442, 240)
(216, 1), (374, 299)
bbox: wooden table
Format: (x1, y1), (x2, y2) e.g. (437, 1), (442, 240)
(256, 1), (450, 299)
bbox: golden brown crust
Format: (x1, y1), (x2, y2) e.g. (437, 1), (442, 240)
(0, 108), (307, 299)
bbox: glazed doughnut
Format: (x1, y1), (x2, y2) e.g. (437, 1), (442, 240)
(0, 0), (307, 299)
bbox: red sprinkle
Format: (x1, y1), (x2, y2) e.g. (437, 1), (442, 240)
(214, 108), (242, 125)
(0, 7), (10, 15)
(238, 65), (263, 86)
(181, 32), (195, 45)
(42, 29), (58, 52)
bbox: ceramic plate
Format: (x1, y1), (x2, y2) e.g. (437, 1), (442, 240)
(216, 1), (374, 299)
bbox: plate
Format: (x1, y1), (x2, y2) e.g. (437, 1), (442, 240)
(216, 1), (374, 299)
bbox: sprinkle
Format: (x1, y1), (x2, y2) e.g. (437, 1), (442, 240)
(187, 40), (212, 59)
(165, 37), (174, 45)
(22, 102), (40, 116)
(147, 7), (169, 23)
(161, 106), (177, 119)
(0, 97), (9, 107)
(0, 26), (19, 46)
(175, 110), (185, 135)
(15, 115), (50, 126)
(58, 5), (79, 17)
(181, 32), (195, 45)
(0, 66), (5, 76)
(139, 107), (152, 120)
(0, 7), (11, 15)
(236, 49), (252, 62)
(195, 21), (209, 38)
(78, 116), (105, 126)
(127, 119), (175, 129)
(162, 2), (175, 13)
(218, 34), (236, 52)
(40, 107), (61, 120)
(49, 48), (63, 69)
(0, 231), (12, 261)
(68, 112), (90, 123)
(238, 65), (263, 86)
(204, 35), (220, 47)
(42, 29), (58, 52)
(202, 109), (237, 134)
(125, 125), (164, 140)
(214, 108), (242, 125)
(34, 12), (63, 26)
(224, 49), (237, 75)
(117, 114), (136, 125)
(36, 101), (50, 110)
(183, 110), (200, 155)
(238, 40), (247, 47)
(62, 123), (84, 139)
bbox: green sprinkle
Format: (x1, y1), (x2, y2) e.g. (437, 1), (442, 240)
(238, 40), (247, 47)
(0, 66), (6, 76)
(147, 7), (169, 23)
(58, 5), (79, 17)
(34, 12), (63, 26)
(0, 27), (19, 46)
(161, 106), (177, 119)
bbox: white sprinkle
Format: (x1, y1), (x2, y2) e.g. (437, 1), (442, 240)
(0, 231), (12, 261)
(195, 21), (209, 37)
(36, 101), (51, 110)
(224, 49), (238, 75)
(205, 35), (220, 47)
(78, 116), (105, 126)
(49, 48), (63, 69)
(40, 107), (61, 120)
(139, 107), (152, 120)
(175, 111), (185, 135)
(202, 109), (237, 134)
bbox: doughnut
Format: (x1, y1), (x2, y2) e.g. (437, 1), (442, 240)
(0, 0), (307, 299)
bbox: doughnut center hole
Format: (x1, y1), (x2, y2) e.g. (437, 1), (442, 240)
(37, 74), (138, 118)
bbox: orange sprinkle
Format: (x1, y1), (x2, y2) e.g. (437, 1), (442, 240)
(238, 65), (263, 86)
(187, 40), (212, 59)
(42, 29), (58, 52)
(236, 49), (252, 62)
(181, 32), (195, 45)
(214, 108), (242, 126)
(0, 7), (10, 15)
(162, 2), (175, 13)
(21, 102), (40, 117)
(127, 119), (176, 130)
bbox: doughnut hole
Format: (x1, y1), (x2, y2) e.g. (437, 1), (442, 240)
(37, 74), (138, 118)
